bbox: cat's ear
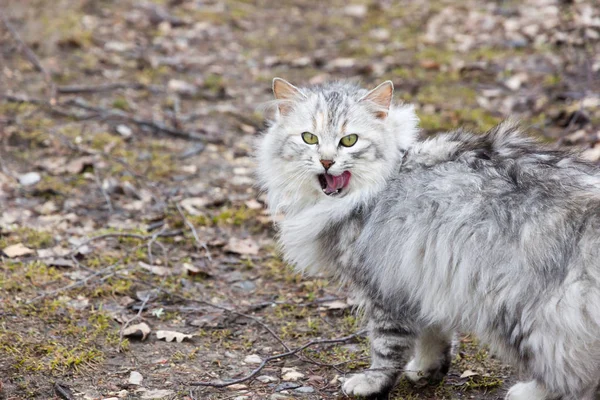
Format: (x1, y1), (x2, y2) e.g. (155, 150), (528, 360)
(359, 81), (394, 119)
(273, 78), (305, 116)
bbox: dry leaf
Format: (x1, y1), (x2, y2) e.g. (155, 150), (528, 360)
(321, 300), (349, 310)
(156, 330), (193, 343)
(65, 156), (95, 174)
(122, 322), (151, 341)
(3, 243), (35, 258)
(460, 370), (479, 379)
(180, 197), (208, 215)
(224, 237), (259, 255)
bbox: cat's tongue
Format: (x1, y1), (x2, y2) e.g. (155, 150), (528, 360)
(322, 171), (351, 195)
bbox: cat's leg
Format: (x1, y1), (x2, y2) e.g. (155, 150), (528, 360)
(404, 325), (453, 384)
(505, 380), (550, 400)
(343, 306), (418, 399)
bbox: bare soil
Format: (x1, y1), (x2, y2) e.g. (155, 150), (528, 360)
(1, 0), (599, 399)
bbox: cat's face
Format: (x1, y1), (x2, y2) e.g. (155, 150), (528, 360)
(258, 79), (417, 213)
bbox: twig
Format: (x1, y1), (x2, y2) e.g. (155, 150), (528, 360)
(61, 231), (181, 259)
(125, 277), (354, 374)
(189, 330), (367, 388)
(175, 202), (212, 262)
(93, 168), (114, 213)
(0, 12), (57, 103)
(57, 82), (162, 94)
(118, 292), (152, 351)
(147, 226), (168, 265)
(3, 94), (215, 143)
(26, 261), (121, 304)
(65, 98), (209, 141)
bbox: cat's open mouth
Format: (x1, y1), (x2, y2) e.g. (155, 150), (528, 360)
(318, 171), (351, 196)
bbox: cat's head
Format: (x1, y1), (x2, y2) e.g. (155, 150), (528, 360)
(257, 79), (418, 214)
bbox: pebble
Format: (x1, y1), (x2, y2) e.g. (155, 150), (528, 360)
(227, 384), (248, 390)
(244, 354), (262, 364)
(295, 386), (315, 393)
(275, 382), (301, 392)
(233, 280), (256, 292)
(116, 124), (133, 138)
(281, 367), (304, 382)
(270, 394), (293, 400)
(256, 375), (278, 383)
(18, 172), (41, 186)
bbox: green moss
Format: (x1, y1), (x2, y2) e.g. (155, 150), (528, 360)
(111, 97), (130, 111)
(418, 112), (454, 133)
(0, 228), (54, 249)
(417, 85), (477, 106)
(90, 132), (124, 151)
(462, 375), (503, 391)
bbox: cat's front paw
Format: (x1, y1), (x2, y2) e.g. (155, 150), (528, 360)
(505, 381), (548, 400)
(342, 371), (395, 399)
(404, 355), (449, 385)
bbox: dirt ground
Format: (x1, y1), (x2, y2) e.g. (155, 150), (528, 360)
(1, 0), (599, 399)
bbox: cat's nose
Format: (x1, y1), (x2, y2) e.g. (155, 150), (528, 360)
(320, 159), (335, 171)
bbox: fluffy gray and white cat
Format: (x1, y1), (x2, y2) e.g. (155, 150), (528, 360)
(257, 78), (600, 400)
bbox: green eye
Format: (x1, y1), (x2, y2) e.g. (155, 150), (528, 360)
(301, 132), (319, 145)
(340, 134), (358, 147)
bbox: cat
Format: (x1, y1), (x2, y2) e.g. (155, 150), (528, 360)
(256, 78), (600, 400)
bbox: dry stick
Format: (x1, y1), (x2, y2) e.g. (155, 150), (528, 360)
(64, 98), (209, 142)
(0, 12), (57, 103)
(62, 231), (181, 259)
(127, 277), (352, 374)
(189, 330), (367, 388)
(93, 168), (114, 213)
(147, 226), (168, 265)
(28, 240), (150, 304)
(43, 124), (165, 205)
(128, 277), (291, 353)
(118, 292), (152, 352)
(3, 94), (215, 143)
(57, 82), (162, 94)
(26, 261), (120, 304)
(175, 202), (212, 262)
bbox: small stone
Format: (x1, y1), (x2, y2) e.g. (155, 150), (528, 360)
(244, 354), (262, 364)
(167, 79), (197, 96)
(504, 73), (527, 91)
(140, 389), (175, 399)
(227, 384), (247, 390)
(19, 172), (41, 186)
(233, 280), (256, 293)
(128, 371), (143, 385)
(343, 4), (367, 18)
(270, 394), (294, 400)
(369, 28), (390, 40)
(281, 368), (304, 382)
(116, 124), (133, 138)
(234, 397), (250, 400)
(256, 375), (278, 383)
(327, 57), (356, 70)
(295, 386), (315, 393)
(276, 382), (301, 392)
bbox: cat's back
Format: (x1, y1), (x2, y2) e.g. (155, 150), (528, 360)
(361, 121), (600, 282)
(391, 121), (600, 209)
